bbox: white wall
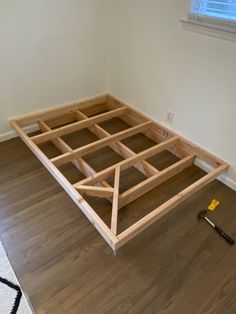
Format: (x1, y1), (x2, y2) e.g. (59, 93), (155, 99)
(0, 0), (108, 137)
(108, 0), (236, 188)
(1, 0), (236, 189)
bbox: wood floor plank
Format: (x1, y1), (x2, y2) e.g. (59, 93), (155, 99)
(0, 118), (235, 314)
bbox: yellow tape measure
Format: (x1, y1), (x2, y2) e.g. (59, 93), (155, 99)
(208, 199), (220, 212)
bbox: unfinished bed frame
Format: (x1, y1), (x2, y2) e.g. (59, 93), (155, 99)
(11, 94), (228, 252)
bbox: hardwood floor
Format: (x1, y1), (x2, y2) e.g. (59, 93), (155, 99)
(0, 118), (236, 314)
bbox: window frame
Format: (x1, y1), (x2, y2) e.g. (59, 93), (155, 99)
(181, 1), (236, 42)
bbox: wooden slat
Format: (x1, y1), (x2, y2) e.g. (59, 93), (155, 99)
(51, 121), (152, 167)
(108, 94), (226, 168)
(39, 119), (88, 174)
(77, 110), (159, 177)
(76, 186), (114, 198)
(11, 119), (118, 251)
(79, 103), (108, 118)
(119, 155), (195, 208)
(74, 137), (179, 187)
(116, 164), (228, 249)
(107, 141), (159, 177)
(44, 103), (108, 129)
(43, 112), (77, 129)
(111, 167), (120, 235)
(31, 107), (127, 145)
(38, 120), (112, 189)
(120, 112), (190, 160)
(89, 125), (159, 177)
(13, 95), (108, 126)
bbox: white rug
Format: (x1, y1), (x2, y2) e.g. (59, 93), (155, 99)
(0, 242), (34, 314)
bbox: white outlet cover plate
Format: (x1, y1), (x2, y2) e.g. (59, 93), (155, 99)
(167, 110), (174, 123)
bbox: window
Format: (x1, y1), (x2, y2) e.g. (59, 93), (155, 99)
(191, 0), (236, 21)
(181, 0), (236, 41)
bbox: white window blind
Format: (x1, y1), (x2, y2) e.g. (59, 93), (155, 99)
(190, 0), (236, 21)
(181, 0), (236, 41)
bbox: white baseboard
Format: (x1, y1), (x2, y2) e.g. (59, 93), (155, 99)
(0, 130), (17, 142)
(0, 124), (38, 143)
(195, 158), (236, 191)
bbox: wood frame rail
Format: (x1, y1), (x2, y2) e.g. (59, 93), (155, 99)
(10, 94), (229, 252)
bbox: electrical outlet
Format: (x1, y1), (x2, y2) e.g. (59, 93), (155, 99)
(167, 110), (174, 124)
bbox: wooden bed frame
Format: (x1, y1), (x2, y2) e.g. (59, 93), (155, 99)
(10, 94), (228, 252)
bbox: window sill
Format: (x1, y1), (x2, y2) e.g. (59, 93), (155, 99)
(180, 18), (236, 42)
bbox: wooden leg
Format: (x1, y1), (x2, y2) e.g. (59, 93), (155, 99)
(111, 167), (121, 236)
